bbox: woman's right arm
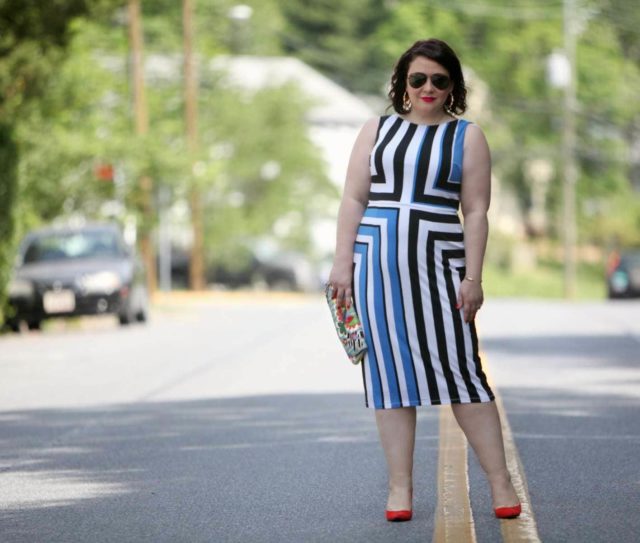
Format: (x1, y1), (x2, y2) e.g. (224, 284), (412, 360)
(329, 117), (379, 306)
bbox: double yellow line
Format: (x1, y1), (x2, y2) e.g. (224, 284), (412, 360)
(433, 364), (541, 542)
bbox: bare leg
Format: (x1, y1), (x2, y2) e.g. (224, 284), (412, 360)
(375, 406), (416, 510)
(451, 402), (519, 508)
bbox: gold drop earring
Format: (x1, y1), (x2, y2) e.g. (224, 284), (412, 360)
(402, 91), (412, 112)
(446, 93), (454, 111)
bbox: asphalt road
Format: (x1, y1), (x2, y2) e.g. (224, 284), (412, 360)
(0, 294), (638, 543)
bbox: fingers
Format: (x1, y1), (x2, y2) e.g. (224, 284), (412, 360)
(345, 289), (352, 308)
(462, 301), (483, 323)
(455, 291), (482, 323)
(464, 304), (474, 323)
(331, 284), (352, 307)
(342, 287), (352, 307)
(455, 282), (484, 322)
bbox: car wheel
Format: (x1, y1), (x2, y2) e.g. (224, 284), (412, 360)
(118, 313), (131, 326)
(27, 320), (42, 331)
(118, 303), (135, 325)
(608, 288), (623, 300)
(134, 290), (148, 323)
(5, 320), (20, 333)
(118, 303), (133, 325)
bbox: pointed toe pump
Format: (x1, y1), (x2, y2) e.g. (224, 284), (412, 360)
(494, 504), (522, 519)
(386, 509), (413, 522)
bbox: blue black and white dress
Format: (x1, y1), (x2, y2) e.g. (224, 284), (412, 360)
(353, 114), (495, 409)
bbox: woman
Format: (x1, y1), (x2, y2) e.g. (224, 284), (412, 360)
(328, 39), (521, 522)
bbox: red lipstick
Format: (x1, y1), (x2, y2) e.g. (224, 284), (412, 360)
(421, 97), (436, 103)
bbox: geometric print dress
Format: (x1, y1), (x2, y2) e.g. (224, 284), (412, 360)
(353, 114), (495, 409)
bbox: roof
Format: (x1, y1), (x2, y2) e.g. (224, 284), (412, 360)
(208, 56), (375, 125)
(100, 53), (376, 126)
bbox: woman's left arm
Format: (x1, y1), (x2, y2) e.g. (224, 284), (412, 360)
(457, 124), (491, 323)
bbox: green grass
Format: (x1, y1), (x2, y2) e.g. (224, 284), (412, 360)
(483, 260), (606, 300)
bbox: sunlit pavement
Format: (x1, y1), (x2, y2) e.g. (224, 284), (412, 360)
(477, 299), (640, 543)
(0, 294), (638, 542)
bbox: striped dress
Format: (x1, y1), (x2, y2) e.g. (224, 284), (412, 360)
(353, 114), (494, 409)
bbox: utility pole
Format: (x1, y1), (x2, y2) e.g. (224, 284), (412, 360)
(562, 0), (578, 299)
(127, 0), (157, 293)
(183, 0), (205, 290)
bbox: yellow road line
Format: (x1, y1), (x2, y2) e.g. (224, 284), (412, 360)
(433, 350), (541, 542)
(433, 406), (477, 543)
(495, 394), (542, 543)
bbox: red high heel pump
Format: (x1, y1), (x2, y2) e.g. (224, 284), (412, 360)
(386, 509), (413, 522)
(494, 504), (521, 519)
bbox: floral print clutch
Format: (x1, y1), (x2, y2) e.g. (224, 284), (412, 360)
(325, 284), (367, 365)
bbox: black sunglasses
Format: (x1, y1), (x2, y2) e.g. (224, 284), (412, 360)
(407, 72), (451, 91)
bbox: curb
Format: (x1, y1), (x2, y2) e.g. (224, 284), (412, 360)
(151, 290), (320, 306)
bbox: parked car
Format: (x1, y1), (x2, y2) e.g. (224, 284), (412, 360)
(206, 243), (322, 292)
(606, 249), (640, 299)
(5, 223), (149, 331)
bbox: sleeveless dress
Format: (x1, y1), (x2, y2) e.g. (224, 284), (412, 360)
(353, 114), (495, 409)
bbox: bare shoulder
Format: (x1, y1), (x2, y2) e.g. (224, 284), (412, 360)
(360, 116), (381, 138)
(353, 116), (382, 150)
(463, 123), (489, 148)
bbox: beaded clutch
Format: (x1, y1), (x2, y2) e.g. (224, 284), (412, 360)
(325, 284), (367, 365)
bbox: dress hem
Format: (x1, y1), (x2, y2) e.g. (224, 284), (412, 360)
(366, 395), (495, 410)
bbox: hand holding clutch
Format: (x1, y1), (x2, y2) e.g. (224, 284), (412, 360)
(325, 284), (367, 365)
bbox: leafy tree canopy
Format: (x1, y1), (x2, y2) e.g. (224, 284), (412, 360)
(0, 0), (120, 320)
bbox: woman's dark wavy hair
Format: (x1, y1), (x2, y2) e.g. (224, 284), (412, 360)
(388, 39), (467, 116)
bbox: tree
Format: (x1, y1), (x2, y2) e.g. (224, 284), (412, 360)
(199, 82), (336, 265)
(116, 0), (289, 289)
(280, 0), (390, 93)
(128, 0), (157, 292)
(367, 0), (640, 247)
(0, 0), (121, 321)
(0, 124), (18, 318)
(7, 3), (335, 299)
(182, 0), (205, 290)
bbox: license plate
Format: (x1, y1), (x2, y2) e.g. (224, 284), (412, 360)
(43, 290), (76, 314)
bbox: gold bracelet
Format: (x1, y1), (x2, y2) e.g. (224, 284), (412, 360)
(464, 276), (482, 283)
